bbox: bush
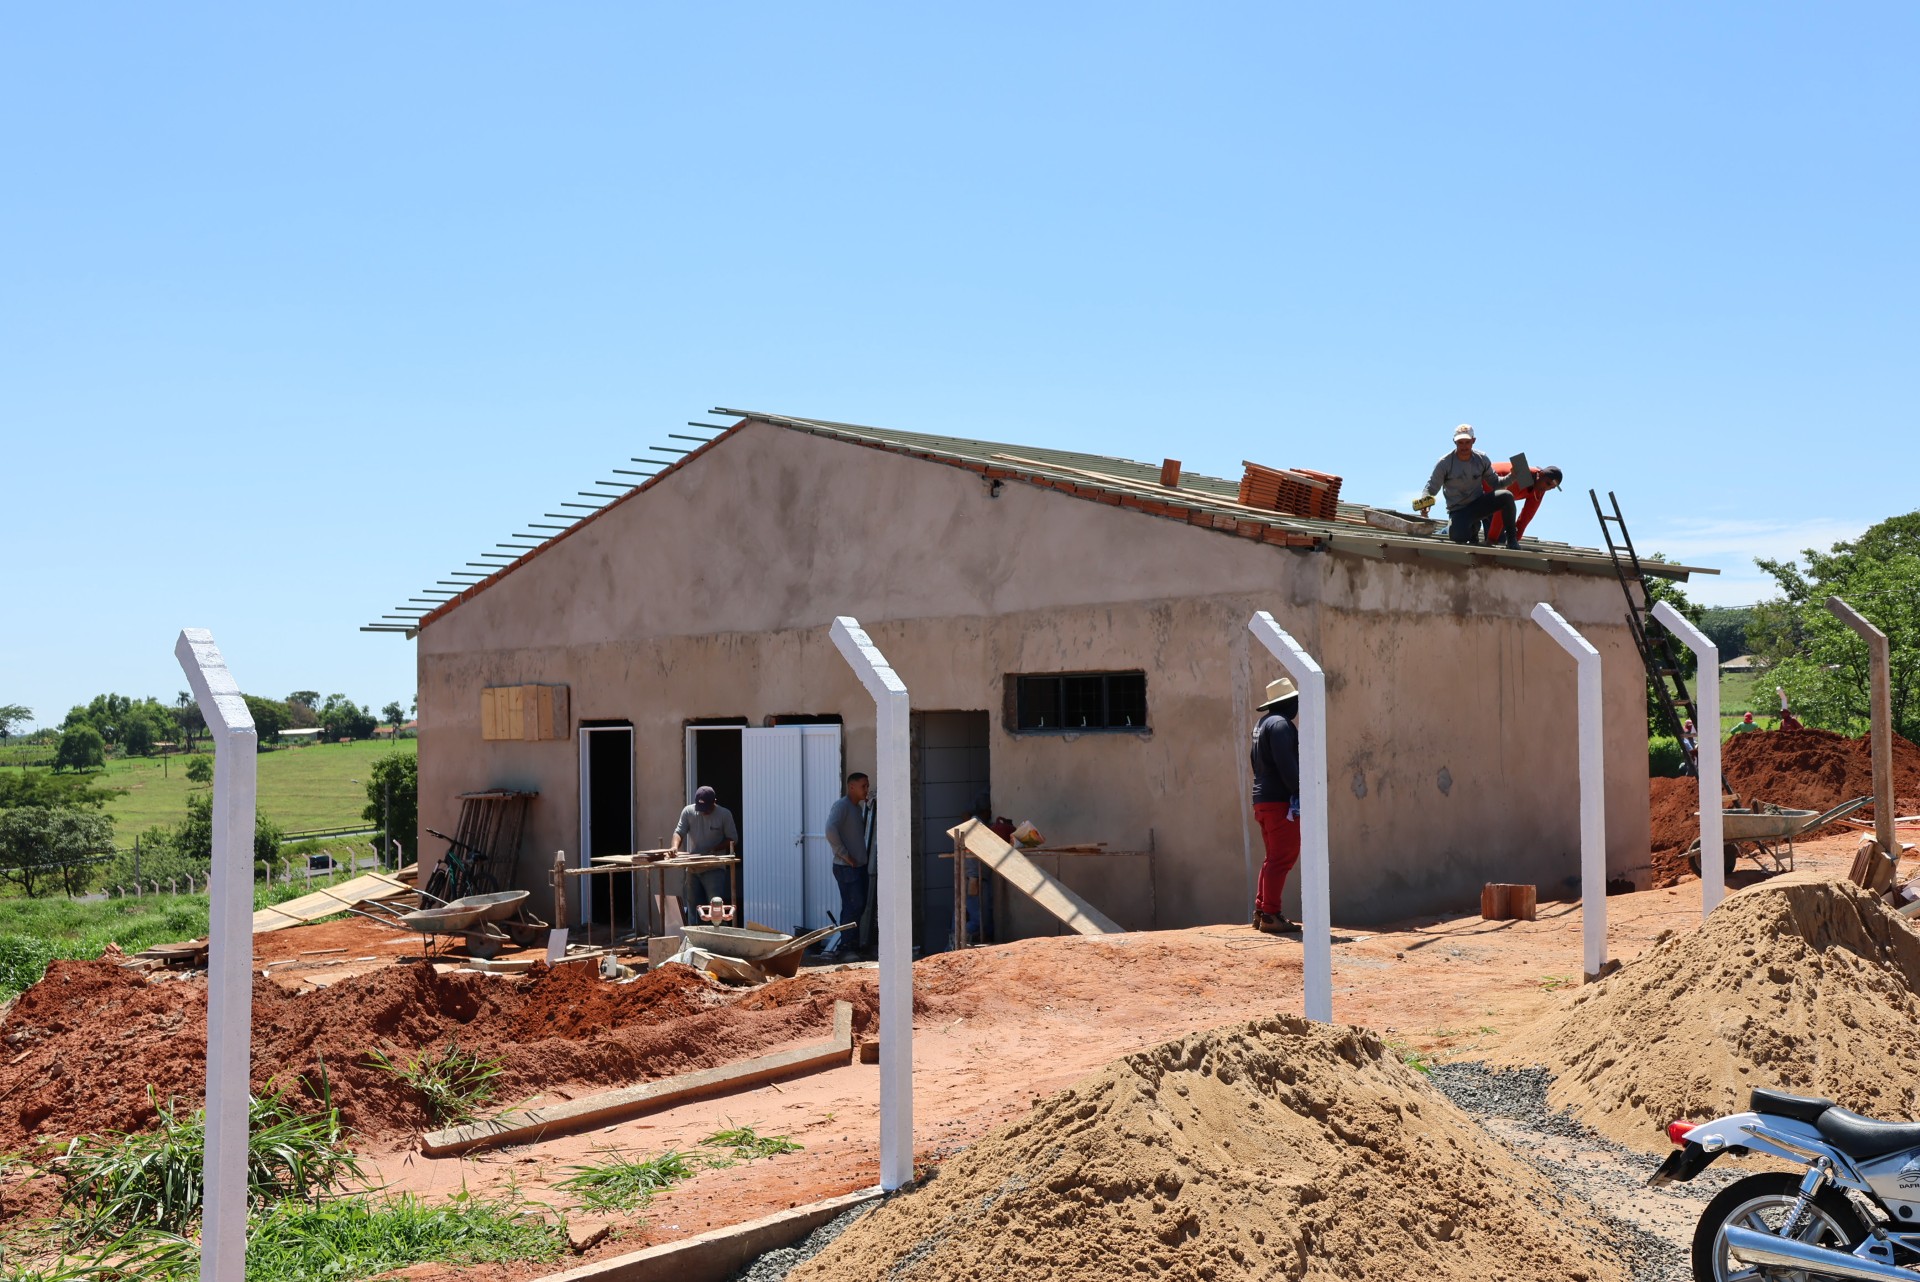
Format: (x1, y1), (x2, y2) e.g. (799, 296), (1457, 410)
(53, 727), (106, 773)
(363, 752), (418, 863)
(1649, 735), (1688, 779)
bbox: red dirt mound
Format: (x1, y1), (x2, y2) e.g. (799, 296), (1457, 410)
(1723, 727), (1920, 820)
(0, 958), (877, 1152)
(1648, 729), (1920, 885)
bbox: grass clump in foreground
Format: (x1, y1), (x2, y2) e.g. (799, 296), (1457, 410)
(556, 1127), (804, 1213)
(366, 1043), (504, 1126)
(8, 1074), (565, 1282)
(48, 1080), (361, 1240)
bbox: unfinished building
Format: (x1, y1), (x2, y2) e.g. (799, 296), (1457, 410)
(377, 411), (1709, 944)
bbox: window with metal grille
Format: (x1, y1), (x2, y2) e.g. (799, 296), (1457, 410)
(1009, 672), (1149, 733)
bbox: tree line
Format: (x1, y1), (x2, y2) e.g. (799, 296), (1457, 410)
(1, 690), (415, 771)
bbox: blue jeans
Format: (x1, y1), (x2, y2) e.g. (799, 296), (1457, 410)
(832, 864), (867, 949)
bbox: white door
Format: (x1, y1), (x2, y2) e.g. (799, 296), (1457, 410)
(732, 725), (845, 933)
(799, 725), (845, 932)
(741, 727), (805, 934)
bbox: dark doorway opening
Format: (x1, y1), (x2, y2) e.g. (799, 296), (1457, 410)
(580, 723), (633, 930)
(686, 720), (746, 834)
(911, 711), (991, 951)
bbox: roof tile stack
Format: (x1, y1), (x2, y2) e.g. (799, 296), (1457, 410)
(1239, 463), (1343, 520)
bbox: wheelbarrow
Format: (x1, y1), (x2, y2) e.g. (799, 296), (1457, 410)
(1688, 796), (1874, 878)
(386, 890), (532, 958)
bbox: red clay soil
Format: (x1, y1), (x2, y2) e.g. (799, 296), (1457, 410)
(1648, 729), (1920, 887)
(0, 958), (879, 1152)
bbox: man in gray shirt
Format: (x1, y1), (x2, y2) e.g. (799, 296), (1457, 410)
(822, 772), (870, 958)
(670, 785), (738, 912)
(1420, 424), (1519, 548)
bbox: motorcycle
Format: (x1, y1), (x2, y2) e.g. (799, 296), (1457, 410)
(1650, 1086), (1920, 1280)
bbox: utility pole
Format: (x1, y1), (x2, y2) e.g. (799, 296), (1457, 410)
(382, 777), (391, 870)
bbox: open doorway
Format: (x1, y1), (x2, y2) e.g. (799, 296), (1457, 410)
(912, 711), (991, 951)
(577, 723), (633, 931)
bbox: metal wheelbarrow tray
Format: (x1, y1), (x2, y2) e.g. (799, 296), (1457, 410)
(1690, 796), (1873, 876)
(397, 890), (529, 935)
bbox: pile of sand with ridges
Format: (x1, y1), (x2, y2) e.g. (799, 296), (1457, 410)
(790, 1017), (1628, 1282)
(1499, 875), (1920, 1147)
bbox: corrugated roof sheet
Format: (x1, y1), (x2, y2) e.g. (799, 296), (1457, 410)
(380, 408), (1714, 635)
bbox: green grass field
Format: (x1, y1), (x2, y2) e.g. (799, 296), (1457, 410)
(60, 739), (416, 837)
(0, 880), (319, 998)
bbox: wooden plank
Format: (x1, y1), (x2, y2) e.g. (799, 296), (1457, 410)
(506, 686), (525, 741)
(480, 688), (499, 741)
(532, 1188), (883, 1282)
(947, 820), (1122, 935)
(252, 870), (414, 933)
(421, 1001), (855, 1156)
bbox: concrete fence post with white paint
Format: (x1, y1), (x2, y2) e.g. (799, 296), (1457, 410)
(1246, 611), (1332, 1023)
(175, 629), (257, 1282)
(1650, 601), (1723, 916)
(828, 616), (914, 1192)
(1530, 604), (1609, 981)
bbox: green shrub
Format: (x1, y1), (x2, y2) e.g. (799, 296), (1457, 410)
(1648, 734), (1687, 779)
(554, 1151), (697, 1213)
(366, 1043), (503, 1126)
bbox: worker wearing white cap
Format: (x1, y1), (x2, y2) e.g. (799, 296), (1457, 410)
(1415, 424), (1519, 548)
(1249, 676), (1304, 935)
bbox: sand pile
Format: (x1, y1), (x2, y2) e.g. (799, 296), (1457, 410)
(0, 959), (879, 1148)
(1500, 875), (1920, 1147)
(789, 1018), (1628, 1282)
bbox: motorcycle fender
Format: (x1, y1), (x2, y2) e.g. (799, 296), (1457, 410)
(1647, 1141), (1721, 1187)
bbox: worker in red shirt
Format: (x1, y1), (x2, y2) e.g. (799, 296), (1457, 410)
(1484, 463), (1564, 547)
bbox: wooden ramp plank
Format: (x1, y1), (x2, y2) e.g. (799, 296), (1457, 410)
(421, 1001), (855, 1156)
(947, 819), (1123, 936)
(252, 869), (414, 933)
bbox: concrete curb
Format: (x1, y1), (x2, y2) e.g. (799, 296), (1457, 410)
(533, 1188), (882, 1282)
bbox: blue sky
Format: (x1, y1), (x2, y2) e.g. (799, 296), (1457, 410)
(4, 4), (1915, 732)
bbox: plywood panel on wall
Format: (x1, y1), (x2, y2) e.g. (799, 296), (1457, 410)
(481, 685), (571, 741)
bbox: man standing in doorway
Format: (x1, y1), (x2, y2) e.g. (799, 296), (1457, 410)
(669, 785), (739, 912)
(823, 772), (871, 958)
(1250, 677), (1304, 935)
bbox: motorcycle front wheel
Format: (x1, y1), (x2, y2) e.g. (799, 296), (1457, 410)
(1691, 1171), (1868, 1282)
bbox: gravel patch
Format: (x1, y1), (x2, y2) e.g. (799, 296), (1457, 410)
(1431, 1062), (1743, 1282)
(727, 1202), (882, 1282)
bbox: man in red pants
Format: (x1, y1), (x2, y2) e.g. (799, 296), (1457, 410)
(1249, 676), (1303, 935)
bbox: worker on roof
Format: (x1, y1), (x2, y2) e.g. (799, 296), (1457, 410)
(1731, 712), (1759, 735)
(1249, 677), (1304, 936)
(1414, 425), (1519, 549)
(822, 772), (872, 959)
(1484, 462), (1564, 547)
(669, 785), (739, 910)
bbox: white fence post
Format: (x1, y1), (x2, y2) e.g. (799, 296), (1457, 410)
(176, 629), (257, 1282)
(1531, 604), (1609, 981)
(829, 616), (913, 1192)
(1247, 612), (1333, 1023)
(1651, 601), (1723, 915)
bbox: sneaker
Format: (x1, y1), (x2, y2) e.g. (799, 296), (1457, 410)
(1256, 913), (1301, 936)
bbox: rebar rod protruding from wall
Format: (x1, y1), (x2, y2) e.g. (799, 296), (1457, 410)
(1247, 612), (1333, 1022)
(828, 616), (913, 1192)
(1652, 601), (1724, 916)
(175, 629), (257, 1282)
(1531, 604), (1609, 981)
(1826, 596), (1895, 857)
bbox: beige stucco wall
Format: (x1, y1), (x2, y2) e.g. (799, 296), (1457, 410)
(416, 421), (1653, 930)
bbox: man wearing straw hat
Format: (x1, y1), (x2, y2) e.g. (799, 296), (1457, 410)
(1250, 676), (1304, 935)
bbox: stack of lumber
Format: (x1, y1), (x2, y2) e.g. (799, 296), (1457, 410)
(1238, 463), (1343, 520)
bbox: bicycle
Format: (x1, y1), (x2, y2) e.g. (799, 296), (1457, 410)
(422, 826), (498, 903)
